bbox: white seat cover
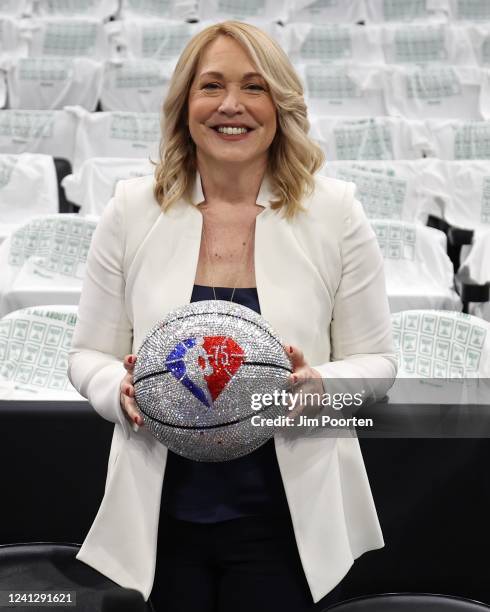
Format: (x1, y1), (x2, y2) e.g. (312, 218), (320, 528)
(383, 65), (484, 120)
(120, 0), (197, 20)
(33, 0), (119, 18)
(460, 230), (490, 322)
(447, 0), (490, 21)
(277, 23), (383, 65)
(365, 0), (449, 23)
(322, 160), (432, 222)
(299, 63), (387, 117)
(421, 159), (490, 233)
(381, 24), (476, 65)
(392, 309), (490, 377)
(198, 0), (285, 21)
(286, 0), (365, 24)
(27, 17), (110, 58)
(100, 59), (172, 112)
(0, 215), (97, 317)
(116, 19), (202, 61)
(0, 305), (83, 400)
(372, 219), (460, 312)
(69, 107), (160, 171)
(0, 110), (77, 163)
(427, 119), (490, 159)
(4, 56), (103, 110)
(61, 157), (154, 216)
(309, 116), (431, 160)
(0, 153), (58, 242)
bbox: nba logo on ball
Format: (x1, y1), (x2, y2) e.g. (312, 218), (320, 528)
(133, 300), (292, 462)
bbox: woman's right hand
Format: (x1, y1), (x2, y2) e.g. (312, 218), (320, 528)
(120, 354), (144, 430)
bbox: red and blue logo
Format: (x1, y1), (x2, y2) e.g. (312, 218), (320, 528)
(165, 336), (244, 407)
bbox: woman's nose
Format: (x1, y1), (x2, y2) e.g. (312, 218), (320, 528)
(218, 89), (244, 114)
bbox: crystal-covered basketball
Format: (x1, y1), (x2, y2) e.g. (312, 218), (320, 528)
(133, 300), (292, 462)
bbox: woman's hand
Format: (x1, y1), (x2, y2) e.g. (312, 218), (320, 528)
(284, 344), (324, 420)
(120, 354), (144, 431)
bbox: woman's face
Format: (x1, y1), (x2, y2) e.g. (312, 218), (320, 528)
(187, 35), (277, 169)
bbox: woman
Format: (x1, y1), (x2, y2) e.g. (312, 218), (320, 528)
(68, 21), (397, 612)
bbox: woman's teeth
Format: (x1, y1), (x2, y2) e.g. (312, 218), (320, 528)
(216, 126), (248, 135)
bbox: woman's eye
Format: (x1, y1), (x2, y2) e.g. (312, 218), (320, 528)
(202, 82), (220, 90)
(246, 84), (265, 91)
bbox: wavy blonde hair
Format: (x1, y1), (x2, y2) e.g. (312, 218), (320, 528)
(154, 21), (325, 218)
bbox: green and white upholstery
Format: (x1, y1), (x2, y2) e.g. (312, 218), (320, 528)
(311, 117), (430, 160)
(33, 0), (119, 19)
(372, 219), (461, 312)
(0, 305), (82, 400)
(100, 58), (171, 113)
(0, 214), (96, 317)
(392, 309), (490, 377)
(0, 153), (58, 244)
(120, 0), (198, 20)
(27, 17), (110, 58)
(61, 156), (153, 216)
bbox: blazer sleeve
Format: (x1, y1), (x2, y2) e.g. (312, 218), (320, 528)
(68, 186), (132, 439)
(313, 191), (398, 401)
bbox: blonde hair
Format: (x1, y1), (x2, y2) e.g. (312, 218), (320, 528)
(154, 21), (325, 218)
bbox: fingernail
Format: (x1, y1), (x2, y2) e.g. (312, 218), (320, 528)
(133, 415), (139, 424)
(289, 346), (293, 353)
(129, 356), (135, 364)
(291, 374), (297, 383)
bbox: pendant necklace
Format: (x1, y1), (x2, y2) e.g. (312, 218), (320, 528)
(201, 220), (255, 303)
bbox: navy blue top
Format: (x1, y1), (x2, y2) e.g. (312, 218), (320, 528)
(160, 284), (289, 523)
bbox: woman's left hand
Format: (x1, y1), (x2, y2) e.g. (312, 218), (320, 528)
(284, 344), (324, 419)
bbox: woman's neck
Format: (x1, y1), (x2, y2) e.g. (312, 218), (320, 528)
(196, 156), (267, 207)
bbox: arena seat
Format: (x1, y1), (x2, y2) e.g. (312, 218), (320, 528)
(198, 0), (286, 22)
(32, 0), (119, 19)
(4, 56), (103, 110)
(371, 219), (461, 313)
(383, 65), (485, 120)
(0, 543), (152, 611)
(26, 17), (111, 58)
(0, 0), (32, 17)
(67, 107), (159, 170)
(467, 24), (490, 66)
(310, 116), (430, 160)
(459, 229), (490, 321)
(61, 156), (153, 215)
(0, 109), (77, 162)
(0, 305), (82, 400)
(426, 119), (490, 160)
(391, 309), (490, 377)
(114, 18), (203, 61)
(0, 153), (58, 243)
(279, 23), (384, 65)
(421, 159), (490, 236)
(364, 0), (448, 22)
(0, 215), (96, 317)
(120, 0), (197, 20)
(0, 16), (29, 57)
(325, 593), (490, 611)
(101, 58), (172, 112)
(381, 24), (476, 65)
(322, 160), (434, 222)
(286, 0), (365, 24)
(447, 0), (490, 22)
(299, 64), (386, 117)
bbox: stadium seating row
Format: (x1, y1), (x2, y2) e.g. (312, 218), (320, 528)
(3, 0), (490, 24)
(2, 305), (489, 402)
(4, 112), (490, 169)
(6, 20), (490, 65)
(2, 60), (490, 115)
(3, 154), (490, 233)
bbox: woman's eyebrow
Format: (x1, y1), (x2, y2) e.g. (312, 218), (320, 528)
(198, 70), (264, 80)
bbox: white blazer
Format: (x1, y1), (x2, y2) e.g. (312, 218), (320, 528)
(68, 171), (397, 603)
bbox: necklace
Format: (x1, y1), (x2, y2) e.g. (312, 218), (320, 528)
(201, 220), (255, 303)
